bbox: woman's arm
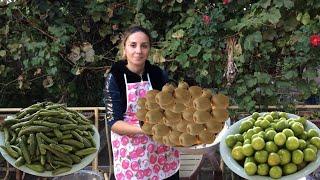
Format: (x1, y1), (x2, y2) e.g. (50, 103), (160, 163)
(111, 121), (143, 135)
(104, 73), (143, 135)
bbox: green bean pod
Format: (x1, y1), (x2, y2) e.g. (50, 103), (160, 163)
(0, 145), (19, 159)
(26, 163), (45, 173)
(14, 156), (25, 167)
(61, 139), (84, 149)
(18, 126), (52, 137)
(38, 132), (58, 144)
(71, 130), (83, 143)
(20, 135), (31, 164)
(52, 167), (72, 176)
(32, 121), (60, 128)
(75, 147), (97, 156)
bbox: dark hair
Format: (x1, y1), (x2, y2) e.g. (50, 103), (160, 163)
(122, 26), (152, 46)
(120, 26), (152, 59)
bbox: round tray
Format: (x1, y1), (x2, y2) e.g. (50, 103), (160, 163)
(174, 118), (231, 154)
(220, 113), (320, 180)
(0, 124), (100, 177)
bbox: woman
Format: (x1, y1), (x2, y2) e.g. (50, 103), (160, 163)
(104, 26), (180, 180)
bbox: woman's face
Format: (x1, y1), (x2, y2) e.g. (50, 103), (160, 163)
(124, 31), (150, 67)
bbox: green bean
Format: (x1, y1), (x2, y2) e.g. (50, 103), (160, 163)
(40, 155), (46, 166)
(20, 135), (31, 164)
(49, 144), (68, 154)
(69, 154), (81, 164)
(0, 145), (19, 159)
(14, 156), (25, 167)
(3, 127), (10, 144)
(41, 144), (73, 164)
(61, 139), (84, 149)
(9, 129), (17, 144)
(82, 137), (92, 148)
(52, 167), (72, 175)
(28, 134), (37, 157)
(11, 145), (22, 156)
(60, 124), (77, 131)
(32, 121), (60, 128)
(71, 130), (83, 143)
(2, 118), (19, 126)
(18, 126), (51, 137)
(75, 147), (97, 156)
(38, 132), (58, 144)
(53, 128), (63, 138)
(52, 160), (72, 168)
(59, 144), (73, 152)
(26, 163), (45, 173)
(46, 117), (73, 124)
(36, 133), (46, 155)
(58, 134), (73, 140)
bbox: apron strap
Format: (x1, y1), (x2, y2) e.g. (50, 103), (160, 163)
(123, 74), (129, 112)
(123, 73), (128, 85)
(147, 73), (153, 90)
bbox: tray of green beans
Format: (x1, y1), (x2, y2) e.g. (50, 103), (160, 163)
(0, 102), (100, 177)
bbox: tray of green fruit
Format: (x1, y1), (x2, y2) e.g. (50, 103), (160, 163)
(220, 112), (320, 180)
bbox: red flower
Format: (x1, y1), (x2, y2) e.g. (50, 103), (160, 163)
(223, 0), (231, 4)
(202, 15), (211, 25)
(310, 34), (320, 47)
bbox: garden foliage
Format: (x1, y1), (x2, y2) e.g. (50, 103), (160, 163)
(0, 0), (319, 112)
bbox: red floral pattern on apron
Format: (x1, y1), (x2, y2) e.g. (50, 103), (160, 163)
(111, 74), (180, 180)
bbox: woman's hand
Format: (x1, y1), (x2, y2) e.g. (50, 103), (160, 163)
(111, 120), (143, 135)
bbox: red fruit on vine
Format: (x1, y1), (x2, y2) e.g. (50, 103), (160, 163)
(223, 0), (231, 4)
(310, 34), (320, 47)
(202, 15), (211, 25)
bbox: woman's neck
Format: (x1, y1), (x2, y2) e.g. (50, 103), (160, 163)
(126, 63), (145, 76)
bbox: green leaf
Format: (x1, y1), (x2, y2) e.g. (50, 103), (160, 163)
(283, 16), (299, 32)
(47, 67), (58, 75)
(150, 31), (158, 39)
(187, 44), (201, 57)
(0, 24), (9, 35)
(264, 87), (274, 96)
(273, 1), (283, 8)
(0, 50), (6, 57)
(202, 53), (212, 62)
(200, 69), (208, 76)
(246, 78), (257, 88)
(254, 72), (271, 84)
(276, 81), (291, 89)
(284, 70), (298, 79)
(244, 31), (262, 51)
(176, 53), (188, 63)
(92, 12), (101, 22)
(182, 61), (190, 68)
(283, 0), (294, 9)
(259, 0), (272, 9)
(99, 24), (111, 38)
(169, 64), (178, 72)
(301, 12), (310, 25)
(172, 29), (185, 39)
(268, 8), (281, 24)
(237, 85), (247, 96)
(302, 69), (317, 79)
(136, 0), (143, 12)
(296, 13), (302, 21)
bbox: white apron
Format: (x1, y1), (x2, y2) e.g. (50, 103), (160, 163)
(111, 74), (180, 180)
